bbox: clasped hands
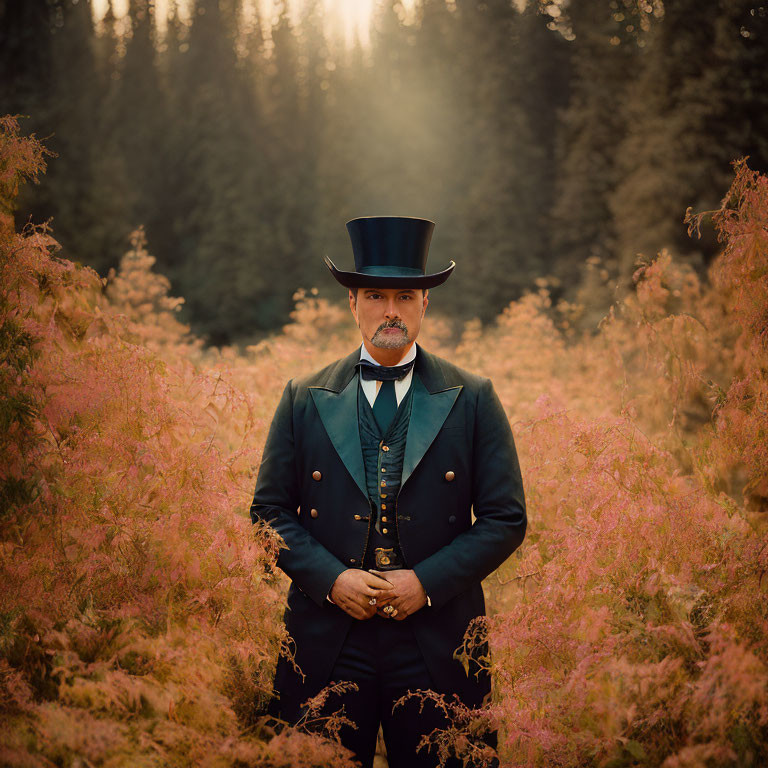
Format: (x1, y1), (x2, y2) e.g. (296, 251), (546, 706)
(329, 568), (427, 621)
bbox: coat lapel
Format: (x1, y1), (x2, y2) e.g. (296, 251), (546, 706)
(401, 370), (462, 489)
(308, 345), (463, 498)
(401, 347), (463, 490)
(309, 350), (368, 500)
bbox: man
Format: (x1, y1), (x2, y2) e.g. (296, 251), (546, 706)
(250, 216), (526, 767)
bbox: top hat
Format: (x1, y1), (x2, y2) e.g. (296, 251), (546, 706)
(324, 216), (455, 289)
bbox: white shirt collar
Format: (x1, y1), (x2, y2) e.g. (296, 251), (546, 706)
(359, 341), (418, 367)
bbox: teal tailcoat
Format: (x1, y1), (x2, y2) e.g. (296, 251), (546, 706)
(250, 345), (527, 719)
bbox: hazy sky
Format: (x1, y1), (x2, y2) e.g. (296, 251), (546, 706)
(92, 0), (421, 48)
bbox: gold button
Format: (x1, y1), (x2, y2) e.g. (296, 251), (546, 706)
(381, 468), (386, 472)
(381, 504), (387, 510)
(382, 528), (388, 534)
(381, 516), (388, 522)
(381, 493), (387, 498)
(382, 445), (389, 452)
(445, 470), (455, 482)
(354, 514), (361, 521)
(381, 556), (390, 565)
(349, 557), (357, 564)
(310, 508), (318, 518)
(312, 470), (322, 481)
(381, 480), (386, 487)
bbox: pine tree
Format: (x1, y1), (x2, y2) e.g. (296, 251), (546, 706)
(20, 0), (115, 272)
(166, 0), (267, 343)
(432, 0), (550, 319)
(609, 0), (768, 285)
(312, 25), (374, 295)
(548, 0), (641, 309)
(514, 1), (572, 293)
(0, 0), (55, 124)
(87, 0), (136, 276)
(109, 0), (174, 270)
(2, 0), (57, 235)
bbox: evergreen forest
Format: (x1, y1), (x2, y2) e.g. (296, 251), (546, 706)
(3, 0), (767, 344)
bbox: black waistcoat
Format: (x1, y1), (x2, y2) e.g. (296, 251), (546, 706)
(357, 375), (414, 570)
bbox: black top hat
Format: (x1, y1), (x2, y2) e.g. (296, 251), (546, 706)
(324, 216), (455, 289)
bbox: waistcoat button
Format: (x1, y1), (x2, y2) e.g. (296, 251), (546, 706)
(354, 514), (361, 521)
(349, 557), (357, 564)
(382, 528), (388, 534)
(312, 470), (322, 481)
(448, 515), (456, 523)
(445, 470), (455, 481)
(310, 508), (318, 518)
(382, 445), (389, 452)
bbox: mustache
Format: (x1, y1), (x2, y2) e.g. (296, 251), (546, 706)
(376, 319), (408, 333)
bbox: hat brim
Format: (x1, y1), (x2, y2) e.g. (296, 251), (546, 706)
(324, 256), (455, 289)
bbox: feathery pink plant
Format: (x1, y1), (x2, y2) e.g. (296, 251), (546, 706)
(0, 116), (357, 768)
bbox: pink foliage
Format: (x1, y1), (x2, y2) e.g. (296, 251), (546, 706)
(0, 116), (356, 767)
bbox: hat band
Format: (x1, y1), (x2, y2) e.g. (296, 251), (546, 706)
(358, 265), (423, 277)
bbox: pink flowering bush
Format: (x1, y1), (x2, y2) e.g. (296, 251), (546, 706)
(444, 161), (768, 767)
(0, 116), (357, 768)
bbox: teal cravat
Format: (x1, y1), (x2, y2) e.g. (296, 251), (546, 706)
(372, 378), (397, 434)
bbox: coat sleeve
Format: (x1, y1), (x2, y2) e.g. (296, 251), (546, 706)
(412, 377), (527, 611)
(250, 380), (347, 607)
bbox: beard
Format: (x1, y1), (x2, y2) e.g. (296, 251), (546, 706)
(370, 319), (410, 349)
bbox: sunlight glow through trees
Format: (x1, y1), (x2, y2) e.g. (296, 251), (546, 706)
(91, 0), (419, 48)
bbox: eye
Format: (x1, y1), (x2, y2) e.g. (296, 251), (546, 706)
(368, 293), (382, 300)
(399, 294), (413, 300)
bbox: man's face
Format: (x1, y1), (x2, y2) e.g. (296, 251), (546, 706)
(349, 287), (429, 350)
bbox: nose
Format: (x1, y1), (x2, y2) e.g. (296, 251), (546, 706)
(384, 297), (399, 318)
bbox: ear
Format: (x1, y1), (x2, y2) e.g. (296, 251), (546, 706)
(349, 289), (358, 321)
(422, 289), (429, 315)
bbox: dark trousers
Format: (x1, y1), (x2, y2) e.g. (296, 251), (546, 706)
(306, 613), (468, 768)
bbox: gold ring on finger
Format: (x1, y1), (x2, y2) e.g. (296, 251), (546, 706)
(383, 605), (394, 615)
(368, 597), (377, 605)
(390, 608), (398, 617)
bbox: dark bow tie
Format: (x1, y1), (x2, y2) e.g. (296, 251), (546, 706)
(356, 358), (415, 381)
